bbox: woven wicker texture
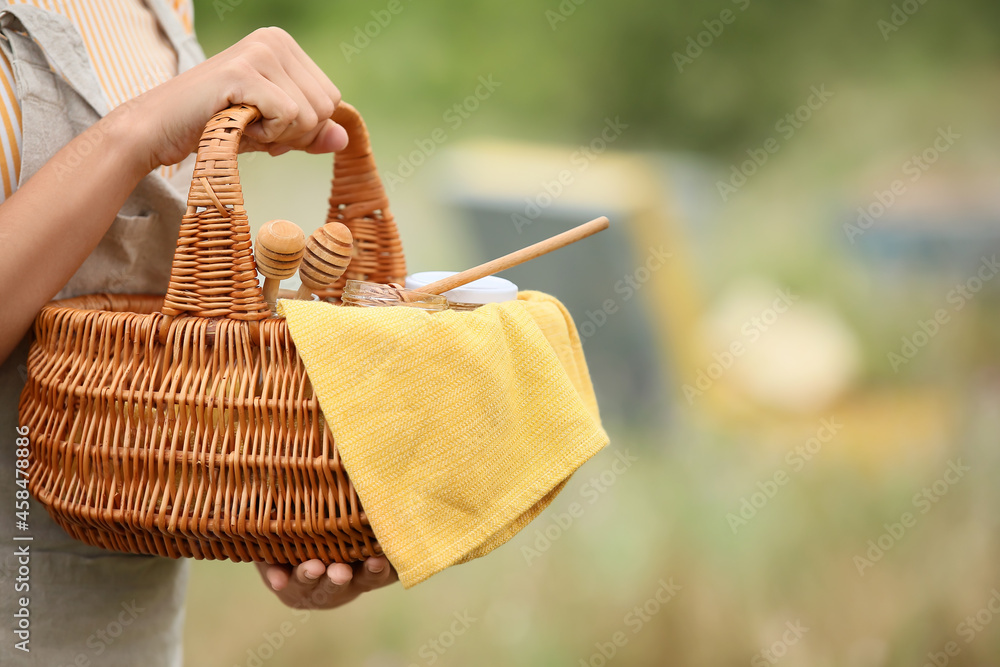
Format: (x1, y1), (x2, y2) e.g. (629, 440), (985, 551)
(18, 103), (400, 564)
(162, 105), (270, 322)
(315, 104), (406, 300)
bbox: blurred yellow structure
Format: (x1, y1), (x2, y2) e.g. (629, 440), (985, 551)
(438, 140), (956, 464)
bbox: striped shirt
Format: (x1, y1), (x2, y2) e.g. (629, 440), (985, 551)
(0, 0), (195, 201)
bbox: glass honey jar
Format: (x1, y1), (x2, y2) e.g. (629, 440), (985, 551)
(341, 280), (448, 312)
(404, 272), (518, 311)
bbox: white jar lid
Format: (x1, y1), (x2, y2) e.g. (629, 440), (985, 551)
(405, 271), (519, 304)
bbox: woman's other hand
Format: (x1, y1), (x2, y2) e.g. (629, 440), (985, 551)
(256, 557), (398, 610)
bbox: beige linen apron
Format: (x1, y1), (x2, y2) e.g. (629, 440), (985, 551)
(0, 2), (204, 664)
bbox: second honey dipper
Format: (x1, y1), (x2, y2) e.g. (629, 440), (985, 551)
(296, 222), (354, 299)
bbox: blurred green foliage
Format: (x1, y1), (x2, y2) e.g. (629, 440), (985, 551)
(182, 4), (1000, 665)
(195, 0), (1000, 153)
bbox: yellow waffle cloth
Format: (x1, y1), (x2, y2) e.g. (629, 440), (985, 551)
(276, 291), (609, 587)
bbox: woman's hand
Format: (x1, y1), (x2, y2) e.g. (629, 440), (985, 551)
(119, 26), (348, 171)
(256, 557), (398, 610)
(0, 26), (348, 363)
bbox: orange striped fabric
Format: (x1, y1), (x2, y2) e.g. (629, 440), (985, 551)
(0, 0), (195, 201)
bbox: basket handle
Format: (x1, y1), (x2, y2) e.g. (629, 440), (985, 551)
(319, 105), (406, 299)
(161, 104), (268, 321)
(160, 102), (405, 319)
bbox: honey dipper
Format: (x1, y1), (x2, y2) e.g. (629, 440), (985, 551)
(417, 216), (609, 295)
(296, 222), (354, 299)
(255, 219), (306, 312)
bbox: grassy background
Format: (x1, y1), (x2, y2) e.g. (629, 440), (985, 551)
(181, 1), (1000, 665)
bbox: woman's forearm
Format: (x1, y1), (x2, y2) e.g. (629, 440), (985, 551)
(0, 107), (150, 362)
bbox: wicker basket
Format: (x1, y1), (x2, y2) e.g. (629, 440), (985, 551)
(18, 103), (405, 563)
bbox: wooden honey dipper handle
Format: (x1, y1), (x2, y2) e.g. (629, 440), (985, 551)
(418, 216), (610, 295)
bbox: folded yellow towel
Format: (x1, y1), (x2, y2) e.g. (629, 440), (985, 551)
(276, 291), (609, 587)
